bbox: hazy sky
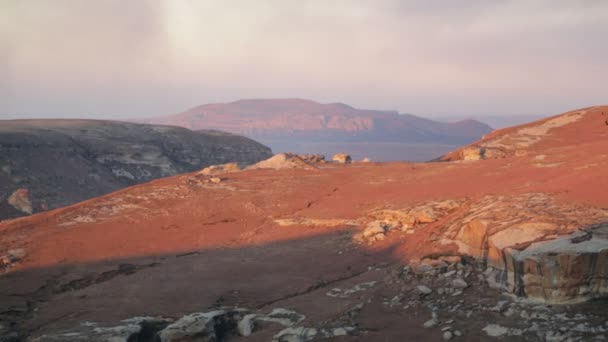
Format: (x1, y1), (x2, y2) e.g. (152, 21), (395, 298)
(2, 0), (607, 120)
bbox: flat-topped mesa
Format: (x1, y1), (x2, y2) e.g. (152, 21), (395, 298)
(438, 106), (608, 161)
(142, 98), (493, 145)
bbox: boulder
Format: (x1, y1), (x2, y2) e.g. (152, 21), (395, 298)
(417, 285), (432, 295)
(332, 153), (352, 164)
(159, 310), (244, 342)
(482, 324), (508, 337)
(356, 221), (387, 243)
(198, 162), (241, 176)
(507, 231), (608, 303)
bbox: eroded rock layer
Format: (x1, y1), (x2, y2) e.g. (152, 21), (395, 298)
(0, 120), (272, 220)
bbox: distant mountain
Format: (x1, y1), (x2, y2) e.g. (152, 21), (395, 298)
(142, 99), (493, 161)
(0, 120), (272, 220)
(430, 114), (545, 129)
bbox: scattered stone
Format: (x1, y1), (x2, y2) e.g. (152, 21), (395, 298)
(273, 327), (318, 342)
(443, 270), (456, 278)
(503, 307), (516, 317)
(423, 318), (440, 328)
(451, 278), (468, 289)
(443, 331), (453, 340)
(417, 285), (432, 295)
(482, 324), (509, 337)
(326, 281), (377, 298)
(238, 314), (257, 336)
(257, 308), (306, 326)
(159, 309), (243, 341)
(489, 300), (509, 313)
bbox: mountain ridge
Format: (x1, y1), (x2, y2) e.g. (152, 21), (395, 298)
(140, 99), (493, 161)
(0, 119), (272, 220)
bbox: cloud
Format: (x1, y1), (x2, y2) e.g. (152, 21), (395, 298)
(1, 0), (607, 118)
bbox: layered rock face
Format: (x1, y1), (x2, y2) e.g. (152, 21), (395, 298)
(438, 108), (587, 162)
(440, 194), (608, 303)
(0, 120), (272, 220)
(360, 193), (608, 304)
(504, 228), (608, 303)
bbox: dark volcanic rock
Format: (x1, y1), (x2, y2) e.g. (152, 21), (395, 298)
(0, 119), (272, 220)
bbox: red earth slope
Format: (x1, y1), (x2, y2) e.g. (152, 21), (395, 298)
(1, 106), (608, 341)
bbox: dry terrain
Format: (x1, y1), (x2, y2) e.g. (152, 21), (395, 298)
(1, 106), (608, 341)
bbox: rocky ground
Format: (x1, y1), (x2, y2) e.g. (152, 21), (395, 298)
(19, 257), (608, 342)
(1, 106), (608, 341)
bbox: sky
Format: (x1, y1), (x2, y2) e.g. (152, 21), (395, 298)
(1, 0), (607, 120)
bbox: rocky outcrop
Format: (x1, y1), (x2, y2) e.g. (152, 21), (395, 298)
(7, 189), (32, 215)
(0, 248), (26, 272)
(436, 193), (608, 303)
(0, 120), (272, 220)
(354, 200), (461, 243)
(361, 193), (608, 304)
(31, 307), (356, 342)
(332, 153), (352, 164)
(439, 109), (588, 161)
(197, 162), (242, 176)
(248, 153), (318, 170)
(496, 227), (608, 303)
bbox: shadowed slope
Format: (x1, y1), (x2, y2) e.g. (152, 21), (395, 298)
(0, 119), (272, 220)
